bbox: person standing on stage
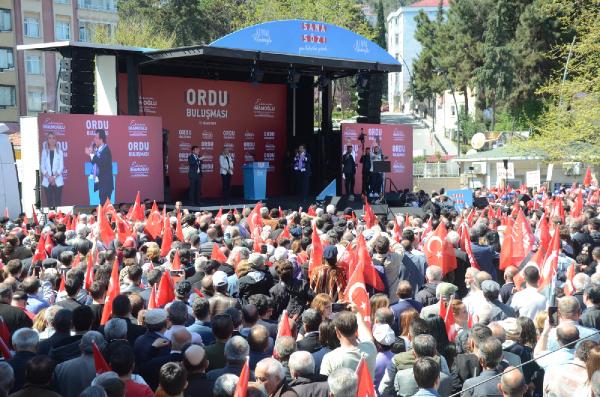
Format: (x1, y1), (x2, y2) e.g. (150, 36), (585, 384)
(41, 131), (64, 208)
(342, 145), (356, 201)
(219, 147), (234, 199)
(293, 144), (311, 197)
(360, 147), (372, 197)
(188, 145), (204, 205)
(370, 145), (384, 198)
(85, 129), (113, 204)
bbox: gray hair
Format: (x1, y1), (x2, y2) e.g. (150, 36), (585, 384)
(44, 305), (62, 325)
(248, 253), (265, 268)
(224, 336), (249, 363)
(327, 367), (358, 397)
(213, 374), (239, 397)
(574, 273), (591, 291)
(79, 385), (108, 397)
(446, 230), (460, 247)
(256, 357), (285, 382)
(425, 265), (442, 282)
(231, 246), (251, 261)
(104, 318), (127, 341)
(0, 361), (14, 392)
(592, 370), (600, 397)
(12, 328), (39, 351)
(76, 223), (90, 238)
(274, 336), (296, 361)
(80, 331), (106, 354)
(288, 351), (315, 377)
(412, 334), (437, 358)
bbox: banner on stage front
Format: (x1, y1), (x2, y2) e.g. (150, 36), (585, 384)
(446, 189), (473, 211)
(37, 114), (163, 207)
(341, 123), (413, 191)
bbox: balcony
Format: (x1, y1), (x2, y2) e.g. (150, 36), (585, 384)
(78, 0), (117, 12)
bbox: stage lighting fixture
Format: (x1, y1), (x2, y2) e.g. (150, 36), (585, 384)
(287, 68), (301, 88)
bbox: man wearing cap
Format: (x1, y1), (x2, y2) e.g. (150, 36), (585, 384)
(420, 282), (458, 319)
(54, 331), (107, 397)
(140, 328), (191, 391)
(183, 345), (214, 397)
(481, 280), (516, 322)
(309, 245), (347, 302)
(134, 308), (170, 366)
(0, 282), (33, 334)
(209, 270), (241, 317)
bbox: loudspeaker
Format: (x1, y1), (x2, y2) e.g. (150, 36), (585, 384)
(473, 197), (489, 209)
(371, 204), (388, 217)
(384, 192), (406, 207)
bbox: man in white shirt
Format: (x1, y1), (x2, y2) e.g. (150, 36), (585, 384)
(319, 308), (377, 379)
(510, 266), (547, 320)
(219, 147), (234, 199)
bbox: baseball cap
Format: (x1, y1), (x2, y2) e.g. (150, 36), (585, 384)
(145, 309), (168, 325)
(212, 270), (228, 287)
(373, 323), (396, 346)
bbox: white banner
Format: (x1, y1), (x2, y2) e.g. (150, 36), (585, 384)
(496, 162), (515, 179)
(526, 170), (541, 188)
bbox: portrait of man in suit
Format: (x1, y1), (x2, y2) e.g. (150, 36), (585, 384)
(85, 128), (113, 204)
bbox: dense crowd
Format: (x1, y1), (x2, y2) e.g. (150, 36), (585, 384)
(0, 184), (600, 397)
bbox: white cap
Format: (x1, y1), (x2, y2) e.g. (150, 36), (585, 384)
(212, 270), (228, 287)
(326, 204), (336, 215)
(372, 323), (396, 346)
(145, 309), (168, 325)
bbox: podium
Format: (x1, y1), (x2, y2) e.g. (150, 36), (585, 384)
(243, 162), (269, 200)
(84, 162), (118, 205)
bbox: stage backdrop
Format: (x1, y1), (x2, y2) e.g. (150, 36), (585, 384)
(341, 123), (413, 192)
(118, 75), (287, 200)
(37, 114), (163, 207)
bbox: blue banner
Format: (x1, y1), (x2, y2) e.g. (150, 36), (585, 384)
(446, 189), (473, 211)
(210, 20), (401, 66)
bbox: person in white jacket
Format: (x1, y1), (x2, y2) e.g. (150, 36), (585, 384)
(219, 147), (234, 198)
(40, 132), (64, 207)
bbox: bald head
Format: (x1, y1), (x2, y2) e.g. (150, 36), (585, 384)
(498, 367), (526, 397)
(397, 280), (413, 299)
(183, 345), (208, 373)
(171, 329), (192, 351)
(488, 322), (506, 343)
(504, 266), (518, 281)
(556, 323), (579, 347)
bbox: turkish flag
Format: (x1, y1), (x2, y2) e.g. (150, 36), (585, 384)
(176, 211), (184, 242)
(308, 225), (323, 278)
(92, 341), (111, 374)
(98, 204), (115, 247)
(160, 212), (173, 257)
(273, 310), (292, 359)
(584, 166), (592, 187)
(459, 223), (479, 270)
(0, 336), (10, 360)
(363, 199), (377, 229)
(233, 358), (250, 397)
(84, 253), (94, 291)
(115, 213), (132, 244)
(33, 233), (47, 263)
(466, 209), (475, 227)
(307, 206), (317, 216)
(100, 258), (120, 325)
(31, 204), (39, 226)
(156, 270), (175, 307)
(392, 216), (403, 243)
(277, 225), (292, 242)
(571, 190), (583, 218)
(171, 250), (182, 271)
(355, 355), (376, 397)
(211, 243), (228, 263)
(511, 210), (535, 266)
(423, 222), (457, 275)
(499, 222), (514, 271)
(247, 202), (263, 233)
(539, 226), (561, 290)
(144, 202), (163, 240)
(344, 255), (371, 327)
(148, 284), (158, 309)
(214, 208), (223, 225)
(356, 234), (385, 291)
(537, 215), (551, 253)
(130, 191), (145, 222)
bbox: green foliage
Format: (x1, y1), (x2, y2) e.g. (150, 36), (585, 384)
(93, 15), (175, 49)
(459, 112), (487, 142)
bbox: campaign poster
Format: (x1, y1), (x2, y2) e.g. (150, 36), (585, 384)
(37, 115), (163, 207)
(446, 189), (474, 211)
(341, 123), (413, 192)
(118, 75), (287, 200)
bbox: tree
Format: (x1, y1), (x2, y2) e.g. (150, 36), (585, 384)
(93, 15), (175, 49)
(522, 0), (600, 163)
(374, 0), (388, 100)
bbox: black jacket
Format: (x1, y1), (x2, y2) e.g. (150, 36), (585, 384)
(342, 153), (356, 175)
(188, 153), (202, 179)
(359, 154), (371, 175)
(185, 373), (214, 397)
(415, 282), (439, 307)
(133, 331), (170, 369)
(140, 352), (183, 391)
(0, 303), (33, 335)
(91, 144), (113, 192)
(296, 332), (321, 353)
(7, 351), (36, 392)
(48, 334), (83, 363)
(238, 270), (274, 305)
(37, 331), (71, 356)
(269, 279), (314, 318)
(289, 374), (329, 397)
(99, 317), (146, 347)
(581, 306), (600, 330)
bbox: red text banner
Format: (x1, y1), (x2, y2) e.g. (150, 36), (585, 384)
(341, 123), (413, 192)
(37, 114), (163, 207)
(119, 75), (287, 200)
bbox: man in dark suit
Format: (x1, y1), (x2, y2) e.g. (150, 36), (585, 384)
(183, 345), (214, 397)
(389, 281), (423, 333)
(0, 283), (33, 334)
(188, 145), (203, 205)
(293, 145), (311, 198)
(86, 129), (113, 204)
(37, 308), (72, 355)
(98, 295), (146, 347)
(139, 328), (189, 390)
(470, 227), (499, 280)
(206, 336), (255, 381)
(8, 328), (39, 392)
(133, 309), (170, 368)
(359, 146), (372, 196)
(297, 309), (322, 353)
(342, 145), (356, 199)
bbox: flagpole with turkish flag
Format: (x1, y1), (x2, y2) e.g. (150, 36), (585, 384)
(100, 258), (120, 325)
(344, 253), (371, 328)
(422, 222), (457, 276)
(308, 224), (323, 278)
(355, 355), (376, 397)
(233, 357), (250, 397)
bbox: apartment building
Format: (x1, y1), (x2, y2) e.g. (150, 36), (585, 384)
(0, 0), (119, 124)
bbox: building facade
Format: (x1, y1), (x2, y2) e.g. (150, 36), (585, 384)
(386, 0), (448, 114)
(0, 0), (118, 126)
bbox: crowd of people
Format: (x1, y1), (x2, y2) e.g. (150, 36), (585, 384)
(0, 183), (599, 397)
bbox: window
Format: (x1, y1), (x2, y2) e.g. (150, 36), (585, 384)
(27, 89), (44, 112)
(78, 0), (117, 11)
(55, 0), (71, 3)
(451, 105), (456, 116)
(55, 20), (71, 40)
(0, 9), (11, 31)
(395, 34), (399, 46)
(0, 85), (16, 107)
(79, 25), (90, 42)
(0, 48), (13, 70)
(24, 16), (40, 37)
(26, 54), (42, 74)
